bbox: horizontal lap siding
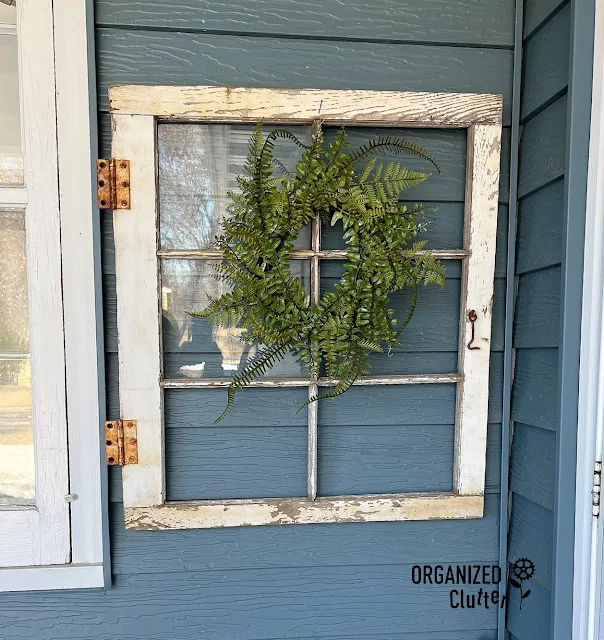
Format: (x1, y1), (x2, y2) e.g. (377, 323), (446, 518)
(2, 565), (500, 640)
(508, 493), (554, 590)
(169, 423), (503, 499)
(524, 0), (568, 38)
(510, 423), (556, 511)
(0, 2), (513, 638)
(514, 267), (561, 348)
(506, 580), (552, 640)
(515, 180), (563, 274)
(95, 0), (514, 46)
(506, 1), (570, 637)
(520, 3), (570, 120)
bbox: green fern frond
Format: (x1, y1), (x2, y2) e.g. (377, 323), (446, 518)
(215, 342), (292, 423)
(357, 339), (384, 352)
(341, 137), (440, 173)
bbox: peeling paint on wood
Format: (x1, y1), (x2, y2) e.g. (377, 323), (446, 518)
(109, 86), (503, 127)
(112, 114), (165, 509)
(161, 374), (461, 389)
(157, 248), (470, 260)
(124, 494), (484, 530)
(454, 124), (501, 497)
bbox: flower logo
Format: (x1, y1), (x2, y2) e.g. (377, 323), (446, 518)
(509, 558), (535, 608)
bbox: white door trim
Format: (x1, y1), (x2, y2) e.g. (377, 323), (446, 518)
(53, 0), (106, 569)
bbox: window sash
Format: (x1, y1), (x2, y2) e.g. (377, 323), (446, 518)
(111, 86), (502, 529)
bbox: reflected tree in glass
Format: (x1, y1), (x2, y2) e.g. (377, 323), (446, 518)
(0, 210), (34, 504)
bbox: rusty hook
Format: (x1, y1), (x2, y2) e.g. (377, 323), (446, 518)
(467, 309), (480, 350)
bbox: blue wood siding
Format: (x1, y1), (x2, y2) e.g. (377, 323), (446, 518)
(0, 1), (522, 638)
(95, 0), (515, 46)
(506, 0), (570, 637)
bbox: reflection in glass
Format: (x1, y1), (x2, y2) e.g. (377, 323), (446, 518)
(0, 5), (23, 186)
(158, 124), (311, 251)
(0, 210), (33, 504)
(161, 259), (310, 379)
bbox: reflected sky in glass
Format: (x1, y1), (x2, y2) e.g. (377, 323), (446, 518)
(158, 124), (311, 251)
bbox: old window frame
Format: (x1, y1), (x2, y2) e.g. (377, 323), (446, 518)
(110, 86), (502, 530)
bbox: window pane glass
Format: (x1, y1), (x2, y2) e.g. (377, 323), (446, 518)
(320, 126), (467, 251)
(161, 259), (310, 379)
(317, 385), (456, 496)
(0, 5), (23, 186)
(164, 387), (308, 500)
(319, 260), (459, 375)
(158, 124), (311, 251)
(0, 210), (33, 505)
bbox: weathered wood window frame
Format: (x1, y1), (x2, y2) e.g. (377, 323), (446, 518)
(110, 86), (502, 530)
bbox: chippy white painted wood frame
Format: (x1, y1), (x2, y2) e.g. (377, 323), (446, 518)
(110, 85), (502, 530)
(0, 0), (105, 591)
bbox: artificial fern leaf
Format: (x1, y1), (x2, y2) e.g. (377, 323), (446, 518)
(188, 124), (444, 420)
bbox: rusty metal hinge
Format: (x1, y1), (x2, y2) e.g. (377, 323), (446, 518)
(593, 460), (602, 517)
(96, 159), (130, 210)
(105, 420), (138, 466)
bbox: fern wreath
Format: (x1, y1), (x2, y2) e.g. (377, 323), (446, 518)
(192, 124), (446, 423)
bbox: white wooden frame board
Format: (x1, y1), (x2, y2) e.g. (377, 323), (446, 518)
(110, 85), (502, 530)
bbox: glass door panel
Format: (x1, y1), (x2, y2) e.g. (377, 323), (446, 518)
(0, 4), (23, 186)
(0, 209), (33, 505)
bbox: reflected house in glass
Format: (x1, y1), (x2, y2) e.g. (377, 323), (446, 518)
(158, 124), (311, 379)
